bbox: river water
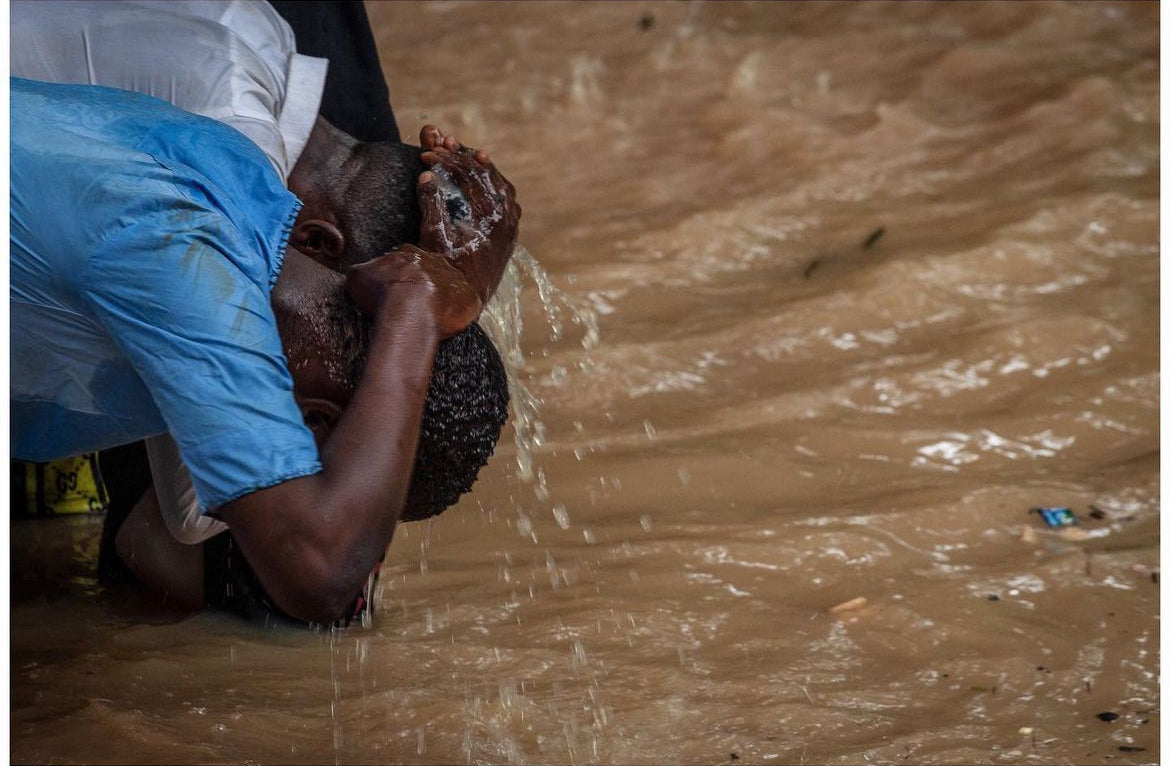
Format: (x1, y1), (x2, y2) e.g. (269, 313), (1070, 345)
(9, 2), (1160, 763)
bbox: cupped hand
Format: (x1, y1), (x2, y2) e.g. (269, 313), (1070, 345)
(416, 125), (521, 304)
(345, 244), (482, 339)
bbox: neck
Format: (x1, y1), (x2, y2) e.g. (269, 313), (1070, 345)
(288, 117), (359, 203)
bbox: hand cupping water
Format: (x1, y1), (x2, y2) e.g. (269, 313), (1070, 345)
(417, 124), (521, 304)
(344, 244), (481, 339)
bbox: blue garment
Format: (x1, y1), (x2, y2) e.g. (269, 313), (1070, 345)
(10, 78), (321, 510)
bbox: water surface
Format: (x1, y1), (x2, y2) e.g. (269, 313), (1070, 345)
(11, 2), (1159, 763)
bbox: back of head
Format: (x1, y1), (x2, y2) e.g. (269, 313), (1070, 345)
(335, 140), (426, 267)
(405, 323), (510, 520)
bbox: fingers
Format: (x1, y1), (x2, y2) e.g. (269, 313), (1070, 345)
(419, 127), (493, 167)
(419, 124), (445, 151)
(422, 143), (498, 193)
(416, 170), (456, 253)
(418, 127), (519, 228)
(419, 125), (470, 157)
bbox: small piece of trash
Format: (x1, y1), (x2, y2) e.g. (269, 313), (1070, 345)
(1097, 711), (1120, 722)
(1018, 726), (1034, 735)
(986, 594), (1000, 601)
(1089, 505), (1108, 520)
(862, 227), (885, 250)
(1031, 507), (1079, 527)
(1118, 746), (1146, 753)
(829, 596), (868, 614)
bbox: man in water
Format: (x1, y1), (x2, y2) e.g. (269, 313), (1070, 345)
(11, 76), (520, 624)
(11, 0), (514, 593)
(110, 255), (511, 625)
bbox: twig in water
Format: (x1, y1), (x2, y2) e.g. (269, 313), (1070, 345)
(862, 227), (886, 250)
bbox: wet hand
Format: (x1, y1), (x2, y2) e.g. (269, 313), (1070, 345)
(417, 124), (521, 304)
(345, 244), (482, 339)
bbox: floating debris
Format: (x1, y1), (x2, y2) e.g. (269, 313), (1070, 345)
(803, 258), (821, 279)
(1031, 507), (1079, 527)
(829, 596), (868, 614)
(986, 594), (1000, 601)
(862, 227), (886, 250)
(1118, 746), (1146, 753)
(1089, 505), (1108, 520)
(1097, 711), (1120, 722)
(638, 12), (655, 31)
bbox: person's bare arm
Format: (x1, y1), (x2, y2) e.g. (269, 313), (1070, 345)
(115, 486), (205, 610)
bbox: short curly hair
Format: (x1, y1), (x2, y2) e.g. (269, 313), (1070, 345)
(404, 323), (510, 520)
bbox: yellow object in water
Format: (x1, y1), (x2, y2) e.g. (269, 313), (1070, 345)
(12, 455), (109, 516)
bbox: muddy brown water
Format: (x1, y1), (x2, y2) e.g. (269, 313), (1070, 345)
(10, 2), (1160, 763)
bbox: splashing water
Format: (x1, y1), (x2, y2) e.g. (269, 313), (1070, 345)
(479, 246), (601, 500)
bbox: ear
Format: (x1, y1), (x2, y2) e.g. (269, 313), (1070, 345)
(298, 398), (344, 448)
(290, 219), (346, 265)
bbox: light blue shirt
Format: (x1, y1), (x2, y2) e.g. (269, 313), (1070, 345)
(10, 78), (321, 510)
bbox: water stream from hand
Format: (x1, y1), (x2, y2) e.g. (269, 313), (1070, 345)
(480, 245), (601, 505)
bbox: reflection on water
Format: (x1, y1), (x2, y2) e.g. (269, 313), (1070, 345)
(11, 2), (1159, 764)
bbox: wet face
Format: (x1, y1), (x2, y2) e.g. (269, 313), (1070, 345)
(272, 251), (356, 445)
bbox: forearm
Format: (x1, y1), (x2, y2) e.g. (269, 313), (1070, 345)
(218, 293), (439, 623)
(115, 486), (206, 610)
(309, 297), (439, 579)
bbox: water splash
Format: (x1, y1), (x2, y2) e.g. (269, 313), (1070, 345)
(480, 246), (601, 507)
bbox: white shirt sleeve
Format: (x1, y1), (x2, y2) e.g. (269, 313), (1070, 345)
(10, 0), (326, 181)
(145, 434), (229, 545)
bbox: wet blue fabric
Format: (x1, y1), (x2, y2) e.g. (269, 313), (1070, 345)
(10, 78), (322, 510)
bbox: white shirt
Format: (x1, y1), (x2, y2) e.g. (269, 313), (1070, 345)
(12, 0), (330, 542)
(11, 0), (328, 182)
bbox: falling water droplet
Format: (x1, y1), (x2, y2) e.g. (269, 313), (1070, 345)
(479, 246), (602, 503)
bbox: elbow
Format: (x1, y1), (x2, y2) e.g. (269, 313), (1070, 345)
(257, 543), (371, 626)
(216, 480), (396, 626)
